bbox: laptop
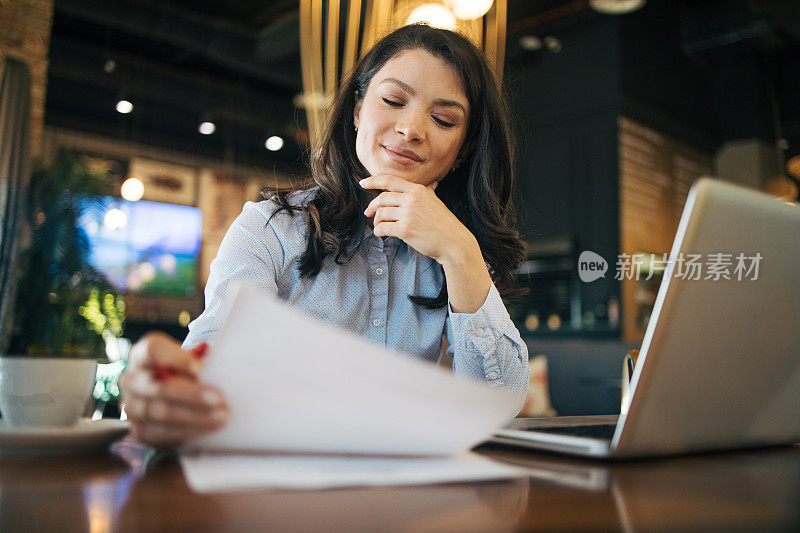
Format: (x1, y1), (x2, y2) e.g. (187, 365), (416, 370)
(491, 177), (800, 458)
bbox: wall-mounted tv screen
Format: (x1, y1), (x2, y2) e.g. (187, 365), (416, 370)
(79, 197), (203, 297)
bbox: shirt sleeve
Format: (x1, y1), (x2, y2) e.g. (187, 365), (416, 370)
(182, 203), (284, 350)
(445, 281), (529, 412)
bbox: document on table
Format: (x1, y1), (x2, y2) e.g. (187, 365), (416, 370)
(179, 283), (525, 490)
(180, 452), (526, 493)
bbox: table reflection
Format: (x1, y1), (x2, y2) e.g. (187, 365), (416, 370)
(116, 450), (530, 533)
(484, 444), (800, 531)
(3, 438), (799, 532)
(0, 452), (132, 533)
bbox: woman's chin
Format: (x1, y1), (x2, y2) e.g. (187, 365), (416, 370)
(368, 165), (418, 181)
(365, 163), (438, 187)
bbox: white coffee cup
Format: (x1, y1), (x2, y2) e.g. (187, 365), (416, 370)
(0, 357), (97, 427)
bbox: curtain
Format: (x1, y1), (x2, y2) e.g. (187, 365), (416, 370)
(0, 58), (33, 353)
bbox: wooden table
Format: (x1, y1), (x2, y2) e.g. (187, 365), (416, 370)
(1, 436), (799, 532)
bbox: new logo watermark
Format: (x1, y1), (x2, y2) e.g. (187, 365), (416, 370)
(578, 251), (608, 282)
(578, 251), (762, 282)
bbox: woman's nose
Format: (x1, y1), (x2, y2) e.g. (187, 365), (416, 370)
(395, 110), (426, 142)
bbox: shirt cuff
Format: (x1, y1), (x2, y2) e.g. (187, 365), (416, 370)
(448, 282), (507, 381)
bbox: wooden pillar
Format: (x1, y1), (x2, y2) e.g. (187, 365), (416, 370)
(0, 0), (55, 159)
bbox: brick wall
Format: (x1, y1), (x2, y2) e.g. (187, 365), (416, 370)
(0, 0), (55, 158)
(618, 117), (713, 342)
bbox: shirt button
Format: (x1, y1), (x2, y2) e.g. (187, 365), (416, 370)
(375, 268), (383, 275)
(475, 327), (485, 336)
(489, 371), (499, 380)
(372, 319), (381, 327)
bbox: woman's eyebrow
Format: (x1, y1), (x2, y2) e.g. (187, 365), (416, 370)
(379, 77), (467, 115)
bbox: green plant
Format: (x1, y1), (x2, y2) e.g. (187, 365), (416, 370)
(7, 147), (125, 358)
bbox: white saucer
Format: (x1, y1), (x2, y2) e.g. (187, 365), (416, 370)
(0, 418), (130, 457)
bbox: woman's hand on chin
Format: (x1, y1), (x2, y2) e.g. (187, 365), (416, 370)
(361, 174), (491, 312)
(360, 174), (477, 265)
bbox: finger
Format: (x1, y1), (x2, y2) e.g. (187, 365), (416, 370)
(125, 396), (228, 429)
(123, 372), (227, 411)
(373, 221), (403, 238)
(119, 369), (158, 399)
(130, 420), (223, 448)
(127, 332), (202, 377)
(364, 191), (405, 216)
(359, 175), (418, 193)
(373, 206), (403, 225)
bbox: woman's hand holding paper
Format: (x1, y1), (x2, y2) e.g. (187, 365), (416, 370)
(119, 332), (229, 448)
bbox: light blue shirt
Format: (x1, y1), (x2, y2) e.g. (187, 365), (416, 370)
(184, 191), (529, 409)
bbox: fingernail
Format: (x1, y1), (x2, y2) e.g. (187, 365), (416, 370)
(203, 390), (223, 406)
(191, 342), (209, 360)
(211, 408), (228, 421)
(359, 178), (367, 186)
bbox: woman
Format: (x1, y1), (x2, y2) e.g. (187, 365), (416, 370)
(120, 24), (529, 448)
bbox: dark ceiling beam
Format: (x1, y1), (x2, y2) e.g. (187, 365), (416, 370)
(254, 11), (301, 65)
(48, 34), (298, 131)
(55, 0), (300, 91)
(508, 0), (589, 35)
(252, 2), (300, 27)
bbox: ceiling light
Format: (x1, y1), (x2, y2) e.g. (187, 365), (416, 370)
(544, 36), (562, 53)
(406, 4), (458, 30)
(519, 35), (543, 51)
(265, 136), (284, 151)
(120, 177), (144, 201)
(589, 0), (646, 15)
(199, 121), (216, 135)
(116, 99), (133, 114)
(447, 0), (493, 20)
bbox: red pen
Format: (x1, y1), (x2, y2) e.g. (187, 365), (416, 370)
(152, 364), (180, 382)
(191, 342), (209, 360)
(152, 342), (209, 381)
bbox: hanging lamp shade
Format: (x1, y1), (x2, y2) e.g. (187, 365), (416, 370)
(448, 0), (494, 20)
(589, 0), (646, 15)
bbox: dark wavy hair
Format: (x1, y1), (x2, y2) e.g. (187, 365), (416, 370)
(264, 23), (526, 308)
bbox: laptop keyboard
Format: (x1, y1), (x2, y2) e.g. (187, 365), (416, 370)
(523, 424), (617, 440)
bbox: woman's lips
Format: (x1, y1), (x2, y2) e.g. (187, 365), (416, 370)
(383, 145), (422, 165)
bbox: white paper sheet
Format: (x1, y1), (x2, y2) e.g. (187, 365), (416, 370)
(184, 283), (522, 456)
(179, 452), (526, 492)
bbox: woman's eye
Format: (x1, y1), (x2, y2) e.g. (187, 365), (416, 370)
(433, 116), (455, 128)
(382, 98), (403, 107)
